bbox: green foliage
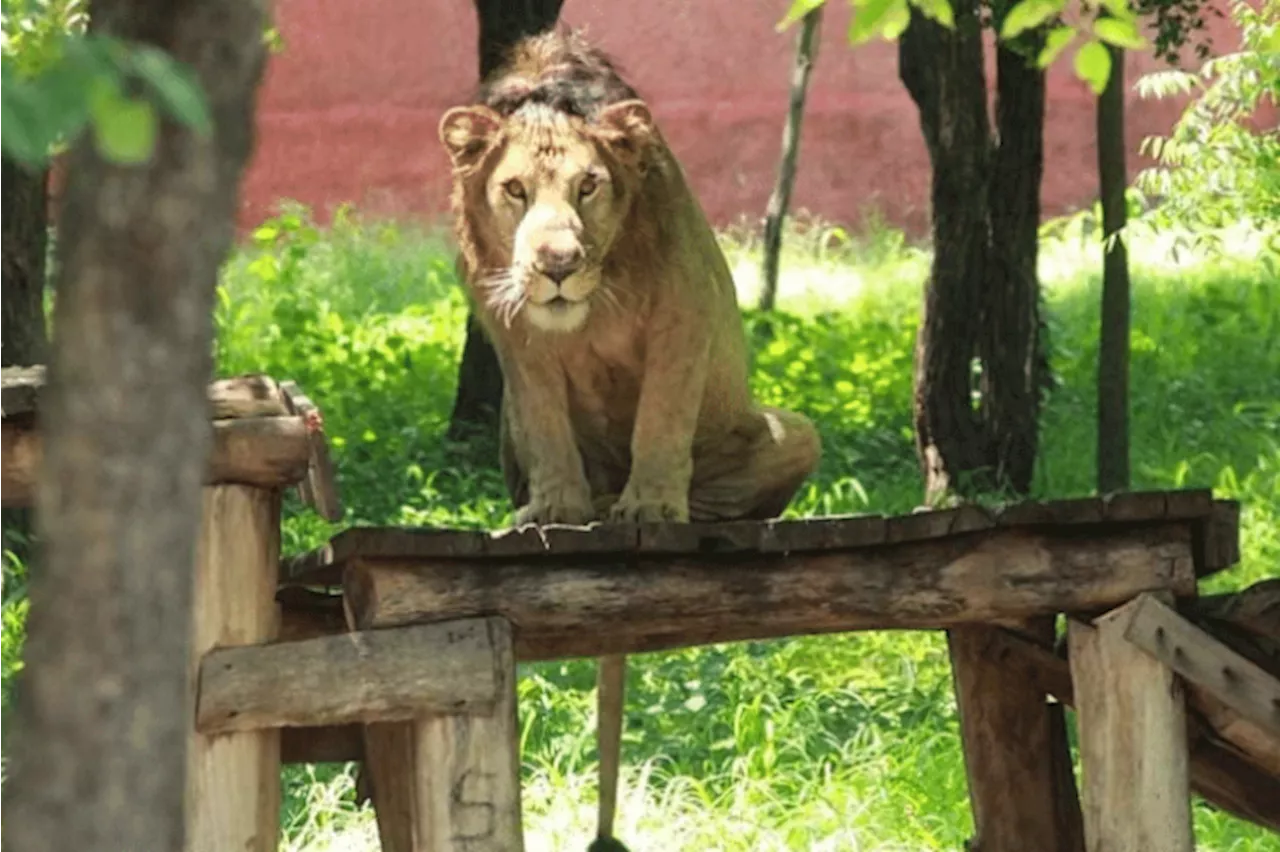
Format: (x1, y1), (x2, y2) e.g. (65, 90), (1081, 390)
(1133, 0), (1280, 263)
(3, 207), (1276, 849)
(2, 0), (210, 167)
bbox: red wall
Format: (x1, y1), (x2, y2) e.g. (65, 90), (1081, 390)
(239, 0), (1246, 236)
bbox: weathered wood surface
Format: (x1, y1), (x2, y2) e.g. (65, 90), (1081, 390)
(343, 525), (1195, 660)
(1068, 596), (1194, 852)
(281, 724), (364, 764)
(596, 654), (627, 844)
(412, 618), (525, 852)
(283, 489), (1233, 587)
(197, 617), (505, 734)
(3, 415), (311, 507)
(2, 368), (290, 420)
(948, 621), (1083, 852)
(362, 723), (418, 852)
(1122, 592), (1280, 738)
(278, 379), (342, 522)
(187, 486), (282, 852)
(989, 623), (1280, 830)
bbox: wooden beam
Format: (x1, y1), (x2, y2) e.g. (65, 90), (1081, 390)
(208, 375), (290, 419)
(3, 415), (311, 507)
(1068, 596), (1194, 852)
(278, 379), (342, 522)
(948, 621), (1083, 852)
(344, 525), (1196, 660)
(362, 723), (418, 852)
(197, 618), (505, 734)
(186, 485), (282, 852)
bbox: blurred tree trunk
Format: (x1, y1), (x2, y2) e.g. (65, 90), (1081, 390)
(1096, 41), (1130, 492)
(759, 7), (822, 313)
(0, 1), (267, 850)
(2, 156), (50, 554)
(449, 0), (565, 442)
(899, 6), (1049, 503)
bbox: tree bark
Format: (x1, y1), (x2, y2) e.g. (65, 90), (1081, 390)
(0, 2), (267, 850)
(1096, 42), (1130, 493)
(900, 3), (994, 502)
(759, 8), (822, 313)
(1, 156), (49, 552)
(448, 0), (565, 442)
(899, 8), (1048, 503)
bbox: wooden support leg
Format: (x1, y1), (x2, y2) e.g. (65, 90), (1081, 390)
(1068, 596), (1194, 852)
(186, 485), (282, 852)
(363, 722), (418, 852)
(414, 617), (524, 851)
(948, 620), (1084, 852)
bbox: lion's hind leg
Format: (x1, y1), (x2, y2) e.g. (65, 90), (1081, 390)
(689, 407), (821, 522)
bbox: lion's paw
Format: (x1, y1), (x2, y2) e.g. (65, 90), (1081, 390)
(609, 491), (689, 524)
(516, 492), (596, 526)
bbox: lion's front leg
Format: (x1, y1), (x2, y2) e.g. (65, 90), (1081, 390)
(610, 329), (709, 524)
(502, 365), (595, 527)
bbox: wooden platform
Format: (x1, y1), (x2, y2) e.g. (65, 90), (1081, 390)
(278, 489), (1238, 660)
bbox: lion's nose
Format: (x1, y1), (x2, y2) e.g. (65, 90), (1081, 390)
(536, 248), (583, 284)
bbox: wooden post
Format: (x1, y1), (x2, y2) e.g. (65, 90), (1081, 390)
(414, 617), (524, 852)
(1068, 595), (1194, 852)
(362, 722), (419, 852)
(948, 620), (1083, 852)
(186, 485), (282, 852)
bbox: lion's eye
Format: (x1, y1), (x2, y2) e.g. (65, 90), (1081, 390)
(579, 174), (599, 199)
(502, 179), (527, 202)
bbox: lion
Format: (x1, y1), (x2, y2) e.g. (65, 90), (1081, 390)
(439, 30), (821, 528)
(438, 30), (821, 851)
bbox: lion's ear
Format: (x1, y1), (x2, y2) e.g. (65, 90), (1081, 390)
(439, 106), (502, 171)
(597, 99), (657, 166)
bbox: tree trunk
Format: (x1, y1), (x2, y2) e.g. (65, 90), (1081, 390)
(980, 34), (1049, 497)
(1, 156), (50, 555)
(0, 2), (267, 850)
(759, 8), (823, 313)
(1096, 42), (1130, 493)
(448, 0), (565, 442)
(899, 9), (1049, 503)
(900, 3), (994, 503)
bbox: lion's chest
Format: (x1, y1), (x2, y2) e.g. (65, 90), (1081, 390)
(557, 331), (646, 455)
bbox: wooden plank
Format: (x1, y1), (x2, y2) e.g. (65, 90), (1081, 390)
(197, 618), (504, 734)
(413, 617), (524, 851)
(0, 364), (45, 417)
(1, 421), (40, 508)
(277, 380), (342, 522)
(4, 415), (312, 507)
(208, 374), (289, 419)
(1068, 596), (1194, 852)
(345, 525), (1197, 660)
(186, 485), (282, 852)
(1198, 500), (1241, 577)
(984, 628), (1280, 833)
(596, 654), (627, 845)
(281, 724), (363, 764)
(1122, 592), (1280, 737)
(948, 621), (1083, 852)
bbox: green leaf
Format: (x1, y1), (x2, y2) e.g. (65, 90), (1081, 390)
(848, 0), (899, 44)
(129, 45), (212, 134)
(90, 77), (158, 164)
(1037, 25), (1076, 68)
(1098, 0), (1137, 24)
(1074, 39), (1112, 95)
(911, 0), (954, 28)
(1094, 17), (1147, 50)
(881, 0), (912, 39)
(777, 0), (826, 31)
(1000, 0), (1064, 40)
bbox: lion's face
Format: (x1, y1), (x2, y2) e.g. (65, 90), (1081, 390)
(440, 100), (656, 333)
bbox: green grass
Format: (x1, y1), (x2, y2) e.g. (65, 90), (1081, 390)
(5, 202), (1278, 850)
